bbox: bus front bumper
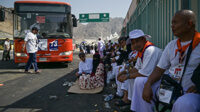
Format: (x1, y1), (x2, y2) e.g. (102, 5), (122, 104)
(14, 54), (73, 63)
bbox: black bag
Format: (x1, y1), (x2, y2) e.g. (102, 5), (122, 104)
(158, 75), (183, 104)
(156, 40), (193, 111)
(191, 63), (200, 93)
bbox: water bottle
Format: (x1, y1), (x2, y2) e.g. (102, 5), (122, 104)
(104, 94), (114, 101)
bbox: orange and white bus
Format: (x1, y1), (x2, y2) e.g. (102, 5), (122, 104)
(13, 1), (77, 65)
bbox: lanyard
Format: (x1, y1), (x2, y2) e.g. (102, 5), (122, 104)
(175, 39), (191, 64)
(175, 32), (200, 85)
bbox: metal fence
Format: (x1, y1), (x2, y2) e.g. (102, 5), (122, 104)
(123, 0), (200, 49)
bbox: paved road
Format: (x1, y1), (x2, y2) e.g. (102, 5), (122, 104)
(0, 51), (121, 112)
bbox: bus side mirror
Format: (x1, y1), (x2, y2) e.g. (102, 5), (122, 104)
(72, 14), (77, 27)
(0, 8), (5, 22)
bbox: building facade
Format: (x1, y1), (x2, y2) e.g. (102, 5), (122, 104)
(0, 5), (13, 39)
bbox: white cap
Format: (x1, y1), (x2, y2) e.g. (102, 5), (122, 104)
(129, 29), (151, 39)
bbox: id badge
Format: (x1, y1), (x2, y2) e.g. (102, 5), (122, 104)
(173, 64), (184, 82)
(158, 88), (173, 104)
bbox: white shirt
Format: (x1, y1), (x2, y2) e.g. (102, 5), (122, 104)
(135, 46), (162, 77)
(157, 39), (200, 91)
(78, 58), (93, 74)
(98, 40), (104, 51)
(24, 32), (38, 53)
(4, 41), (10, 51)
(90, 50), (95, 54)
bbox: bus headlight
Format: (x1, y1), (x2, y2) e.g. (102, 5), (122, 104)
(15, 53), (27, 57)
(59, 51), (72, 56)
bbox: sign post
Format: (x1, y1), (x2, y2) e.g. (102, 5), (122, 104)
(79, 13), (109, 23)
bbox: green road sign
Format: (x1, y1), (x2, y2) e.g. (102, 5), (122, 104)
(79, 13), (109, 23)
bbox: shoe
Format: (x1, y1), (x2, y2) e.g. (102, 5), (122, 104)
(24, 71), (31, 73)
(115, 99), (131, 106)
(35, 70), (41, 74)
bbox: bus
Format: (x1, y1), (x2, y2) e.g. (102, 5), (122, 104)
(13, 1), (77, 65)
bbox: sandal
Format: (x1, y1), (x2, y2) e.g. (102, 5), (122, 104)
(115, 99), (131, 106)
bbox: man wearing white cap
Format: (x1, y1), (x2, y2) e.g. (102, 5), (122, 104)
(117, 29), (162, 108)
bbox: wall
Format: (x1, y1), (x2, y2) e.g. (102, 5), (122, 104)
(0, 5), (13, 39)
(122, 0), (200, 49)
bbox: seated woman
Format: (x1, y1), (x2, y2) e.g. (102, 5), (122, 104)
(75, 52), (93, 76)
(77, 52), (104, 89)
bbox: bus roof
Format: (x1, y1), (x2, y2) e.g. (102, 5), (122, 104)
(15, 0), (71, 6)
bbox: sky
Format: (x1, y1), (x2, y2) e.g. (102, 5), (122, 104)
(0, 0), (132, 18)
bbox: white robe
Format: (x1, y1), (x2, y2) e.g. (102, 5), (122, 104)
(114, 65), (124, 97)
(130, 77), (200, 112)
(131, 77), (160, 112)
(121, 79), (135, 100)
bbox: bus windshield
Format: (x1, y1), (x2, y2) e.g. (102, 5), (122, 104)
(14, 13), (72, 39)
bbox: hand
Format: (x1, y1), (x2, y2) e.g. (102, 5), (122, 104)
(117, 75), (127, 82)
(142, 82), (153, 103)
(128, 59), (132, 63)
(118, 66), (122, 71)
(112, 58), (116, 63)
(128, 68), (134, 73)
(117, 70), (126, 79)
(75, 72), (80, 77)
(125, 65), (129, 69)
(21, 46), (25, 52)
(187, 85), (198, 93)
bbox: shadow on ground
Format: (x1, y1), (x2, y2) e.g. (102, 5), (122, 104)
(0, 52), (124, 112)
(0, 68), (123, 112)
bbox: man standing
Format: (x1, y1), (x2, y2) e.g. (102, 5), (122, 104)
(2, 38), (11, 61)
(131, 10), (200, 112)
(97, 38), (104, 58)
(22, 27), (40, 73)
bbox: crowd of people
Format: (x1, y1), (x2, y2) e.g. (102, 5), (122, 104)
(75, 10), (200, 112)
(78, 41), (96, 55)
(1, 9), (199, 112)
